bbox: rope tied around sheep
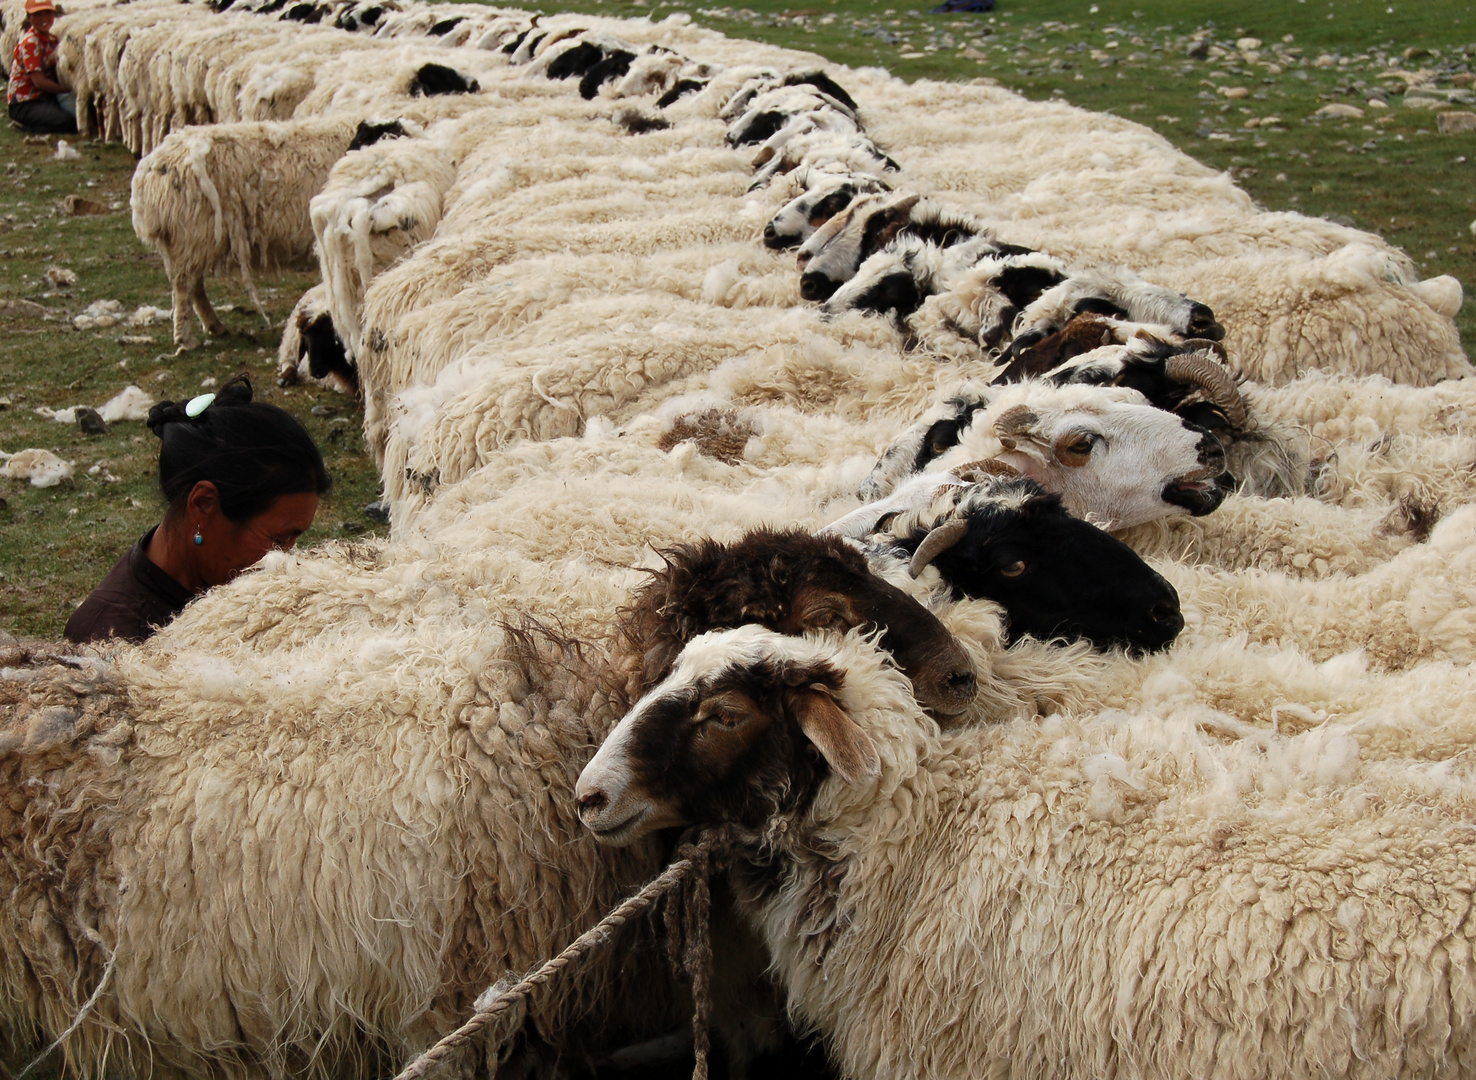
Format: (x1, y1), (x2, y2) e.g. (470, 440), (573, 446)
(391, 825), (737, 1080)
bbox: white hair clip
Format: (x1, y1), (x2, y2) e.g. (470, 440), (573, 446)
(185, 393), (216, 418)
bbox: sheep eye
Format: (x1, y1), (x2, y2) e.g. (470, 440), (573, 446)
(1068, 437), (1094, 457)
(702, 705), (745, 727)
(999, 560), (1027, 577)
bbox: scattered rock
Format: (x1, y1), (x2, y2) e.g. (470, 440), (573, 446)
(1402, 46), (1432, 62)
(0, 298), (49, 320)
(44, 267), (77, 287)
(22, 134), (49, 146)
(1, 449), (74, 488)
(53, 140), (80, 162)
(1185, 39), (1209, 59)
(310, 405), (339, 418)
(1315, 103), (1365, 119)
(60, 194), (108, 216)
(1313, 54), (1336, 68)
(1235, 36), (1262, 51)
(118, 334), (155, 346)
(1264, 63), (1282, 75)
(1219, 86), (1250, 99)
(1367, 98), (1388, 109)
(1456, 74), (1475, 89)
(339, 520), (368, 535)
(75, 407), (108, 437)
(364, 500), (391, 525)
(1406, 87), (1476, 107)
(1438, 112), (1476, 134)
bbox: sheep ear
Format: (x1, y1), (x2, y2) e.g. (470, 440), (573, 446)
(788, 685), (880, 785)
(876, 194), (922, 246)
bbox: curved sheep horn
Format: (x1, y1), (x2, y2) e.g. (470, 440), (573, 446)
(951, 458), (1020, 481)
(1166, 353), (1248, 428)
(909, 518), (970, 578)
(1180, 338), (1229, 364)
(992, 404), (1039, 446)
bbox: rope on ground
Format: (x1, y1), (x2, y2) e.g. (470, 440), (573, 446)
(391, 826), (736, 1080)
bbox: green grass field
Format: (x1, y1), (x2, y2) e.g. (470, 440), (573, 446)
(1, 0), (1472, 637)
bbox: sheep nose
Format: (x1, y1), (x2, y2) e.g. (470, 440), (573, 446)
(946, 669), (977, 697)
(1195, 430), (1226, 470)
(1150, 601), (1184, 635)
(577, 788), (609, 815)
(762, 223), (779, 244)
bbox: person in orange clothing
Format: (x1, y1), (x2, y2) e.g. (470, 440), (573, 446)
(7, 0), (76, 134)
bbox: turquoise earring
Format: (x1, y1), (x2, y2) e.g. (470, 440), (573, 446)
(194, 532), (204, 545)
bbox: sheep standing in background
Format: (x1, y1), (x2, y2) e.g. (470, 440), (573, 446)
(580, 624), (1476, 1080)
(130, 115), (360, 349)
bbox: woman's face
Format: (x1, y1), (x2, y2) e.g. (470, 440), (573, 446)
(198, 491), (320, 588)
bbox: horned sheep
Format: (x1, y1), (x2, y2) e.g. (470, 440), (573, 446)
(581, 624), (1476, 1080)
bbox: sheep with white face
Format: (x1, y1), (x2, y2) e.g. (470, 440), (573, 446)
(859, 381), (1232, 531)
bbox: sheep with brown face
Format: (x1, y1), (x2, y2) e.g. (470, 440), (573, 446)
(0, 524), (975, 1079)
(578, 624), (1476, 1080)
(577, 625), (868, 846)
(617, 528), (978, 722)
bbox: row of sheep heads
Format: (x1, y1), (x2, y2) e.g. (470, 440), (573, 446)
(571, 359), (1258, 844)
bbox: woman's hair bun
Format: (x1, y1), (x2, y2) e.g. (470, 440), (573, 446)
(146, 399), (190, 437)
(146, 374), (255, 438)
(216, 373), (254, 406)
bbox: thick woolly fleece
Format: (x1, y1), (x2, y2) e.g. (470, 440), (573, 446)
(733, 631), (1476, 1080)
(0, 619), (686, 1078)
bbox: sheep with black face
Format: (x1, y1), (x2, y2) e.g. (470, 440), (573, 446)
(858, 475), (1185, 653)
(796, 192), (1028, 303)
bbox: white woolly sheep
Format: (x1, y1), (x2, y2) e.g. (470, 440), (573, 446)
(855, 379), (1231, 530)
(581, 624), (1476, 1080)
(0, 621), (684, 1079)
(130, 115), (360, 348)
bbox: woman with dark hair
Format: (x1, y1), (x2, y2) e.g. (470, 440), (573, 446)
(65, 376), (332, 644)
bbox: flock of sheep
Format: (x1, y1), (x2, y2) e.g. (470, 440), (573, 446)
(4, 0), (1476, 1076)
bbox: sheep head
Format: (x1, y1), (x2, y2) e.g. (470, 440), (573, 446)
(577, 626), (886, 845)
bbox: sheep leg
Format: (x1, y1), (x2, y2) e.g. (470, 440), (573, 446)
(191, 277), (227, 339)
(171, 275), (198, 351)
